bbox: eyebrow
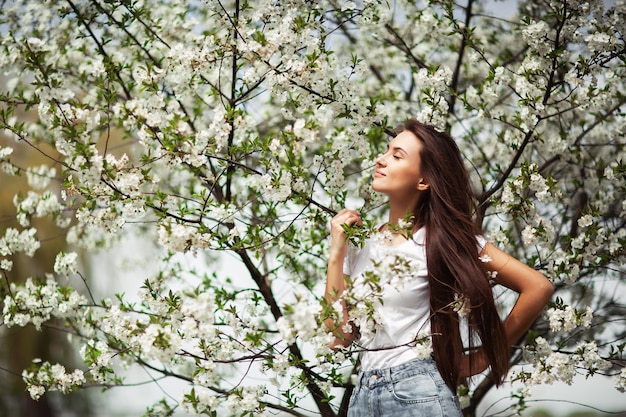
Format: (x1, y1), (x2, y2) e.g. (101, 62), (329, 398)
(386, 145), (408, 155)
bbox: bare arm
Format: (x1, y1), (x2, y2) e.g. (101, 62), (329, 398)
(460, 242), (554, 377)
(485, 243), (554, 345)
(323, 209), (362, 348)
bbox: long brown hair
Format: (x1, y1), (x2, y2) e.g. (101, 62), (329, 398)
(402, 118), (509, 390)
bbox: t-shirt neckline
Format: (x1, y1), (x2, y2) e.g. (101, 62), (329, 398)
(372, 225), (424, 248)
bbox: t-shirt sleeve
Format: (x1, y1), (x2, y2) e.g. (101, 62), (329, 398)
(476, 235), (487, 253)
(342, 243), (357, 276)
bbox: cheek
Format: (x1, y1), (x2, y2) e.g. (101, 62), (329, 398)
(390, 173), (421, 192)
(399, 166), (421, 183)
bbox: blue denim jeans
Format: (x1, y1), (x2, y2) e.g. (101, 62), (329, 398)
(347, 358), (463, 417)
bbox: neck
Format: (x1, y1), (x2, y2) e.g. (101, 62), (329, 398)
(387, 194), (420, 226)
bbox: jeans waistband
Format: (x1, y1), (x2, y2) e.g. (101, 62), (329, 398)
(355, 358), (438, 388)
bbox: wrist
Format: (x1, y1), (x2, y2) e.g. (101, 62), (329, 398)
(328, 248), (347, 263)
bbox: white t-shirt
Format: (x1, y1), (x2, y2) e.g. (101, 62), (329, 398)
(343, 227), (485, 371)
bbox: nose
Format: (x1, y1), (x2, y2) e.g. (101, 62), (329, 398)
(376, 153), (386, 167)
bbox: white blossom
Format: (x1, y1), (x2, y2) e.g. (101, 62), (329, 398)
(479, 253), (492, 263)
(413, 333), (433, 360)
(0, 258), (13, 271)
(522, 225), (538, 246)
(27, 385), (45, 400)
(452, 293), (471, 317)
(372, 230), (393, 245)
(577, 214), (594, 229)
(0, 146), (15, 160)
(26, 164), (56, 190)
(615, 367), (626, 393)
(54, 251), (78, 276)
(547, 306), (593, 332)
(0, 227), (40, 257)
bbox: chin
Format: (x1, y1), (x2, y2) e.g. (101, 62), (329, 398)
(371, 185), (387, 195)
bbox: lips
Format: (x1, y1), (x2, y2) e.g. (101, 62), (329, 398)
(374, 170), (386, 177)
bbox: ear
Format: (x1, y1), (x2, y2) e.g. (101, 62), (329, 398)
(417, 178), (430, 191)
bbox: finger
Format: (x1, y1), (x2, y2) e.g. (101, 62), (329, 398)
(335, 210), (361, 221)
(332, 213), (361, 228)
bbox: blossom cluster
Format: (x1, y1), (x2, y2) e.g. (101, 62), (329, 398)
(342, 245), (419, 338)
(3, 276), (87, 330)
(516, 337), (611, 388)
(546, 305), (593, 332)
(22, 360), (86, 401)
(0, 228), (40, 259)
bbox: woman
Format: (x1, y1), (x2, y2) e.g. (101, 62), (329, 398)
(324, 119), (554, 417)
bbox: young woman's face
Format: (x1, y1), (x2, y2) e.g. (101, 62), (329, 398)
(372, 130), (427, 197)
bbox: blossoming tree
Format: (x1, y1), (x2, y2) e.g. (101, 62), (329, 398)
(1, 0), (625, 416)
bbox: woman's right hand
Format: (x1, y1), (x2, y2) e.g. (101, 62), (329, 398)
(329, 209), (362, 260)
